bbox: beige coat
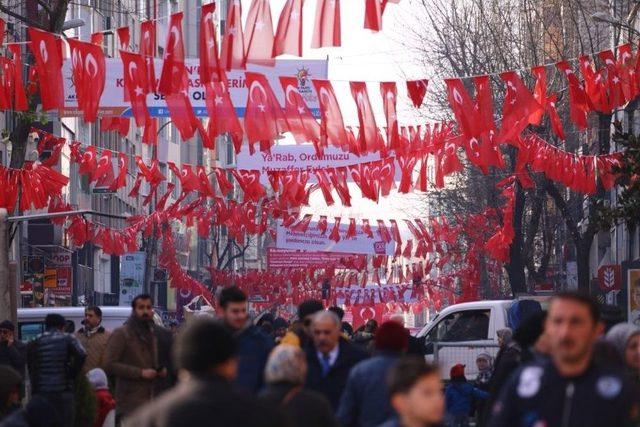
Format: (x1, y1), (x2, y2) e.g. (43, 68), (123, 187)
(75, 326), (111, 374)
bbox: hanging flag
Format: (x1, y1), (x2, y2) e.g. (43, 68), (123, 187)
(68, 38), (106, 122)
(109, 152), (128, 191)
(116, 27), (130, 50)
(244, 72), (290, 154)
(139, 20), (157, 93)
(364, 0), (389, 32)
(28, 27), (64, 110)
(158, 12), (187, 95)
(166, 93), (199, 141)
(312, 79), (348, 151)
(598, 49), (627, 109)
(142, 118), (158, 145)
(329, 217), (342, 242)
(279, 76), (321, 146)
(0, 19), (4, 47)
(244, 0), (275, 66)
(200, 2), (226, 84)
(444, 78), (481, 138)
(205, 81), (243, 153)
(120, 50), (150, 127)
(78, 146), (97, 176)
(92, 149), (112, 183)
(406, 79), (428, 108)
(499, 71), (542, 144)
(274, 0), (304, 57)
(220, 0), (246, 70)
(213, 168), (234, 196)
(7, 44), (27, 111)
(380, 82), (399, 152)
(312, 0), (341, 48)
(556, 61), (590, 129)
(350, 82), (379, 153)
(196, 166), (216, 198)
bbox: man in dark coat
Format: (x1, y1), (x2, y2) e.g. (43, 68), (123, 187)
(0, 320), (26, 376)
(219, 286), (273, 394)
(123, 317), (285, 427)
(305, 310), (368, 411)
(104, 294), (174, 420)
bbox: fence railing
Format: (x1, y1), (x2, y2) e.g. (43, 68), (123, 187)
(432, 341), (501, 379)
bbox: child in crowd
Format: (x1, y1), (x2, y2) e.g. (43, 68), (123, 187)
(87, 368), (116, 427)
(444, 364), (489, 427)
(378, 356), (445, 427)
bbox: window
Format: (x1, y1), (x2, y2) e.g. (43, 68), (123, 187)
(426, 309), (490, 342)
(18, 322), (44, 342)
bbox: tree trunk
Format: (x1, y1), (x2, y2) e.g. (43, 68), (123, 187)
(506, 184), (527, 295)
(576, 239), (592, 293)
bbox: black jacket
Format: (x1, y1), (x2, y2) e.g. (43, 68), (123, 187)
(123, 375), (286, 427)
(487, 357), (640, 427)
(234, 325), (274, 394)
(26, 329), (86, 394)
(0, 339), (26, 375)
(305, 338), (368, 411)
(260, 382), (337, 427)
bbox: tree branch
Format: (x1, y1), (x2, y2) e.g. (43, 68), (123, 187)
(35, 0), (53, 15)
(0, 5), (47, 30)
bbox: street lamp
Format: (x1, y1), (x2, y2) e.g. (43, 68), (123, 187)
(61, 18), (86, 31)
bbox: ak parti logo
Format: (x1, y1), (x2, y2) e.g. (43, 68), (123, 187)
(373, 241), (386, 255)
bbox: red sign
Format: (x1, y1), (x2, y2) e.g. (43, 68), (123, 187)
(267, 248), (366, 269)
(51, 267), (72, 296)
(598, 265), (621, 292)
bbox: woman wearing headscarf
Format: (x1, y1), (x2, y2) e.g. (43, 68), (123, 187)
(260, 345), (337, 427)
(605, 323), (640, 383)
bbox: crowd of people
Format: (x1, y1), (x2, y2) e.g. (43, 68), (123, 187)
(0, 290), (639, 427)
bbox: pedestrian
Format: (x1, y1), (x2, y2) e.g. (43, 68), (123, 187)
(377, 356), (444, 427)
(337, 321), (409, 427)
(605, 323), (640, 383)
(352, 320), (379, 354)
(288, 299), (325, 348)
(488, 292), (640, 427)
(305, 310), (368, 411)
(444, 364), (488, 427)
(273, 317), (289, 344)
(389, 315), (423, 356)
(0, 321), (26, 377)
(0, 365), (22, 421)
(104, 294), (173, 421)
(260, 344), (337, 427)
(86, 368), (115, 427)
(76, 306), (111, 374)
(474, 353), (493, 390)
(123, 317), (285, 427)
(219, 286), (273, 394)
(27, 313), (87, 427)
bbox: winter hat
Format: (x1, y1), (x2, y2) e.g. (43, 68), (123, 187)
(0, 320), (15, 332)
(476, 353), (493, 369)
(605, 323), (640, 358)
(374, 321), (409, 352)
(450, 364), (465, 379)
(87, 368), (109, 390)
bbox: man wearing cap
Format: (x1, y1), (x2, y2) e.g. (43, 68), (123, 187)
(0, 320), (26, 376)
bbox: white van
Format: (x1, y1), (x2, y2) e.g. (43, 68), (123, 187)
(415, 299), (547, 379)
(17, 306), (164, 341)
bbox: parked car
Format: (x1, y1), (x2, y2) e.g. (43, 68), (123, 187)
(17, 306), (163, 341)
(415, 298), (547, 378)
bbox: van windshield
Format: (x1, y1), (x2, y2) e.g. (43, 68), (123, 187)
(429, 309), (490, 342)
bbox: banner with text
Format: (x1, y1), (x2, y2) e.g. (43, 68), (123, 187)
(276, 222), (395, 255)
(62, 59), (328, 118)
(267, 248), (366, 269)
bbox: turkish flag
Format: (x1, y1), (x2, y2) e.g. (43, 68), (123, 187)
(220, 0), (246, 70)
(28, 28), (64, 110)
(274, 0), (304, 57)
(109, 152), (128, 191)
(200, 2), (225, 84)
(351, 304), (384, 329)
(318, 215), (328, 235)
(279, 76), (321, 145)
(90, 32), (103, 46)
(329, 217), (342, 242)
(578, 55), (607, 112)
(92, 149), (112, 183)
(197, 166), (215, 198)
(312, 79), (348, 151)
(244, 72), (290, 154)
(0, 18), (4, 46)
(380, 82), (399, 152)
(177, 163), (200, 194)
(312, 0), (341, 48)
(556, 61), (589, 129)
(350, 82), (379, 153)
(244, 0), (275, 67)
(120, 50), (150, 127)
(67, 38), (106, 122)
(598, 49), (627, 109)
(139, 21), (157, 93)
(116, 27), (130, 50)
(291, 214), (313, 233)
(499, 71), (541, 144)
(6, 44), (27, 111)
(166, 92), (199, 141)
(445, 78), (481, 137)
(205, 81), (243, 154)
(406, 79), (428, 108)
(158, 12), (188, 95)
(78, 146), (97, 176)
(142, 117), (158, 145)
(364, 0), (388, 32)
(213, 167), (234, 196)
(326, 167), (351, 206)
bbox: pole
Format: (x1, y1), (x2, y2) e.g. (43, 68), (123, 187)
(0, 209), (15, 324)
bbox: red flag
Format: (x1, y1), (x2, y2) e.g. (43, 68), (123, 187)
(197, 166), (215, 198)
(109, 152), (128, 191)
(139, 21), (157, 93)
(78, 146), (97, 175)
(68, 38), (106, 122)
(244, 0), (275, 67)
(200, 2), (226, 84)
(142, 118), (158, 145)
(556, 61), (590, 129)
(346, 218), (357, 239)
(158, 12), (187, 95)
(318, 215), (328, 235)
(350, 82), (379, 153)
(205, 81), (244, 153)
(380, 82), (399, 152)
(116, 27), (130, 50)
(213, 168), (234, 197)
(376, 220), (391, 243)
(291, 214), (313, 233)
(120, 50), (150, 127)
(244, 72), (290, 154)
(279, 76), (321, 145)
(6, 44), (27, 111)
(445, 78), (481, 137)
(274, 0), (304, 57)
(220, 0), (246, 70)
(312, 79), (348, 150)
(28, 28), (64, 110)
(175, 163), (200, 193)
(329, 217), (342, 242)
(312, 0), (341, 48)
(532, 66), (565, 139)
(90, 32), (103, 46)
(0, 19), (4, 46)
(166, 93), (200, 141)
(498, 71), (541, 143)
(598, 49), (627, 109)
(362, 219), (373, 238)
(92, 149), (112, 183)
(364, 0), (389, 31)
(406, 79), (428, 108)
